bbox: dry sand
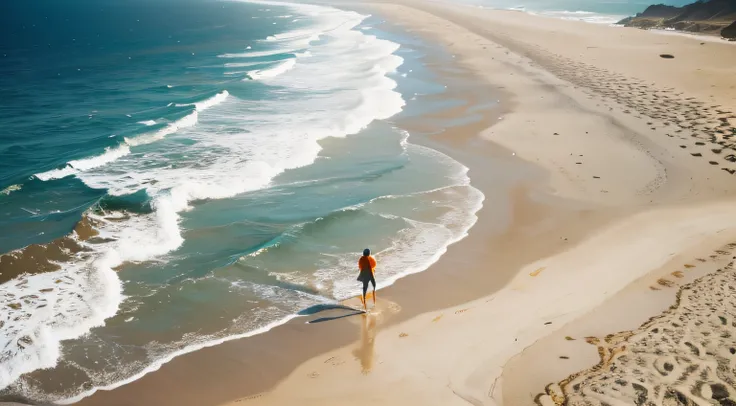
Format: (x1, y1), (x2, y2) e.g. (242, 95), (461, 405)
(71, 1), (736, 405)
(218, 1), (736, 405)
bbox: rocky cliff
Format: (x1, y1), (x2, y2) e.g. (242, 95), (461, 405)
(618, 0), (736, 38)
(723, 19), (736, 38)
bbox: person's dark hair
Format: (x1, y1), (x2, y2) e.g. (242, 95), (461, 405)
(363, 248), (370, 256)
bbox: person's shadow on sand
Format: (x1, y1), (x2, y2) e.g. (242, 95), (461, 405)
(352, 313), (377, 374)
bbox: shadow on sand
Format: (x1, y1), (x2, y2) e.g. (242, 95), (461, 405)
(299, 303), (366, 324)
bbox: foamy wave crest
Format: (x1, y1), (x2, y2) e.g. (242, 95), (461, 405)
(247, 58), (296, 80)
(266, 28), (320, 42)
(1, 184), (22, 196)
(223, 61), (268, 68)
(314, 142), (483, 299)
(34, 144), (131, 181)
(137, 120), (157, 126)
(0, 250), (123, 391)
(0, 164), (276, 392)
(194, 90), (229, 111)
(173, 90), (230, 112)
(35, 91), (229, 181)
(528, 9), (625, 25)
(4, 0), (411, 399)
(124, 111), (198, 147)
(218, 48), (295, 58)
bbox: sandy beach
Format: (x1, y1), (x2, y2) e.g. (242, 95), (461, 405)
(65, 1), (736, 405)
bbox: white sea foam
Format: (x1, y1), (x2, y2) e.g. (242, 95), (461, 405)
(0, 184), (22, 196)
(137, 120), (157, 126)
(126, 91), (227, 146)
(124, 111), (198, 147)
(173, 90), (230, 112)
(223, 70), (254, 76)
(33, 92), (229, 181)
(313, 139), (483, 299)
(247, 58), (296, 79)
(477, 3), (624, 25)
(34, 144), (132, 181)
(533, 9), (625, 25)
(223, 61), (268, 68)
(0, 254), (123, 391)
(57, 307), (306, 405)
(218, 48), (295, 58)
(5, 0), (418, 399)
(193, 90), (229, 111)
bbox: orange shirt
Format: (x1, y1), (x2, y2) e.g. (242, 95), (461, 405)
(358, 255), (377, 274)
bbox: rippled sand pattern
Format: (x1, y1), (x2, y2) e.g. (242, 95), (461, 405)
(538, 252), (736, 406)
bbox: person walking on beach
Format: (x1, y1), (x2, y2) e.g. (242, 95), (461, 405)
(357, 248), (377, 310)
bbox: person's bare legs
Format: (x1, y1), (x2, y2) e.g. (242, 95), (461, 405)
(371, 278), (376, 304)
(362, 280), (369, 310)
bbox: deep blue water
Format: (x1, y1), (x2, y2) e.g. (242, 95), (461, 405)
(1, 0), (291, 251)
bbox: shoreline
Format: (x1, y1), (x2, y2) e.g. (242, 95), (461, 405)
(31, 0), (736, 404)
(1, 5), (488, 404)
(219, 0), (736, 405)
(68, 10), (540, 406)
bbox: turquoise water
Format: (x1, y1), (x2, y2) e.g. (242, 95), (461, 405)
(0, 0), (483, 402)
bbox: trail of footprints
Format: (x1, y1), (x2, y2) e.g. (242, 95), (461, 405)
(536, 244), (736, 406)
(518, 41), (736, 174)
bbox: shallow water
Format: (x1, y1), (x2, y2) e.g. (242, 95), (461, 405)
(0, 0), (483, 402)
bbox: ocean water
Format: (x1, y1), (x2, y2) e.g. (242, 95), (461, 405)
(0, 0), (483, 402)
(467, 0), (695, 24)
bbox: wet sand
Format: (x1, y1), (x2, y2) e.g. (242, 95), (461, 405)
(72, 17), (568, 406)
(73, 1), (736, 405)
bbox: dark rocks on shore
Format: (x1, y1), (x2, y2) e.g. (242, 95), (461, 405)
(723, 20), (736, 39)
(617, 0), (736, 38)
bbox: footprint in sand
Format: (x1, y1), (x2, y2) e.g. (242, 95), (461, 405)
(399, 333), (409, 338)
(671, 271), (684, 278)
(530, 267), (545, 277)
(237, 393), (264, 402)
(657, 278), (675, 287)
(324, 356), (344, 366)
